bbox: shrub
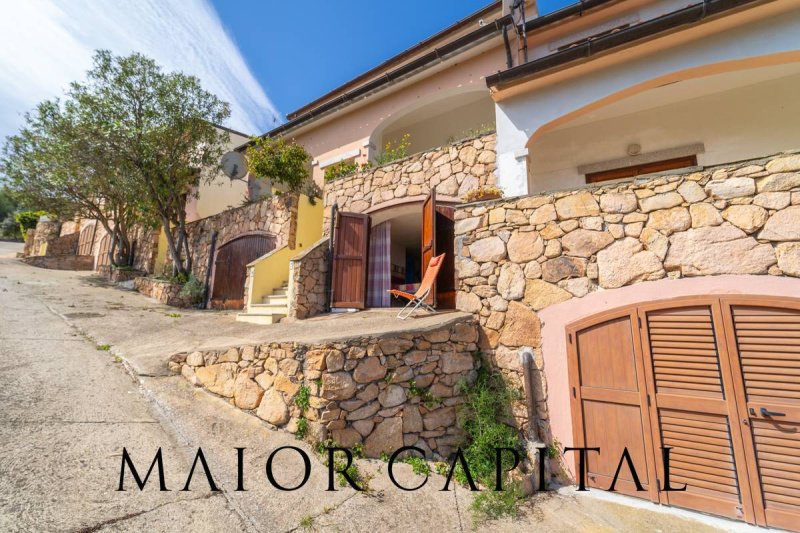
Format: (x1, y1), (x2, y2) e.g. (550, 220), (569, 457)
(374, 133), (411, 166)
(15, 210), (49, 239)
(246, 136), (311, 193)
(179, 275), (204, 305)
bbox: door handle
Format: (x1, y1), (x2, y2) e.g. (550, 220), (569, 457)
(760, 407), (786, 418)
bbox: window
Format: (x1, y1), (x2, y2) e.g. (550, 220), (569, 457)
(585, 155), (697, 184)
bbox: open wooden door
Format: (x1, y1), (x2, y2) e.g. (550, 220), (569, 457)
(421, 190), (455, 309)
(331, 211), (370, 309)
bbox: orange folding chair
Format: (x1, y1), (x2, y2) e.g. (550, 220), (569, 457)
(388, 253), (445, 320)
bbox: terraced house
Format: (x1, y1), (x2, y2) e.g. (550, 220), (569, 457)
(224, 0), (800, 529)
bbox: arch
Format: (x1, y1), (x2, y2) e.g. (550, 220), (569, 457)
(525, 51), (800, 150)
(209, 232), (277, 310)
(368, 85), (494, 159)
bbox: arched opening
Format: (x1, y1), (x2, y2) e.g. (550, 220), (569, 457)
(369, 88), (495, 161)
(525, 57), (800, 193)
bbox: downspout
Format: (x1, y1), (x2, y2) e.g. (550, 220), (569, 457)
(203, 231), (218, 309)
(502, 22), (514, 68)
(325, 203), (338, 313)
(519, 348), (542, 441)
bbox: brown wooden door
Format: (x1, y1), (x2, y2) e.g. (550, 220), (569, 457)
(567, 309), (659, 500)
(210, 234), (276, 310)
(569, 296), (800, 530)
(421, 191), (436, 307)
(78, 225), (95, 256)
(638, 301), (755, 522)
(96, 234), (111, 269)
(722, 297), (800, 531)
(331, 212), (370, 309)
(420, 191), (456, 309)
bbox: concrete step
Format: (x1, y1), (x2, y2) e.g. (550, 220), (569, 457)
(235, 312), (286, 325)
(260, 295), (288, 306)
(271, 286), (289, 296)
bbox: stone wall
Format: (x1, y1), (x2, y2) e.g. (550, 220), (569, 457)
(133, 277), (193, 307)
(323, 133), (497, 229)
(170, 318), (481, 458)
(23, 229), (36, 256)
(454, 152), (800, 439)
(131, 227), (160, 274)
(44, 232), (79, 256)
(178, 195), (296, 282)
(31, 218), (61, 256)
(287, 238), (329, 319)
(22, 255), (94, 270)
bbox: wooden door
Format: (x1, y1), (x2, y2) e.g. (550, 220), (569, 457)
(331, 212), (370, 309)
(638, 301), (754, 522)
(421, 191), (456, 309)
(78, 225), (95, 256)
(96, 234), (111, 269)
(722, 298), (800, 531)
(421, 191), (436, 306)
(567, 309), (658, 500)
(210, 234), (276, 310)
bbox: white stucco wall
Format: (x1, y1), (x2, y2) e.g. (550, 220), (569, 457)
(493, 5), (800, 195)
(529, 72), (800, 192)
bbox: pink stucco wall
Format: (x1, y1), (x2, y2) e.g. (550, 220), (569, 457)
(538, 274), (800, 474)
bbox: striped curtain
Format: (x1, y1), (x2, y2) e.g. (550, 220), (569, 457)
(367, 221), (391, 308)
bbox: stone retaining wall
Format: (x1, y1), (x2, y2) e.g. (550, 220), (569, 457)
(31, 218), (61, 256)
(287, 238), (329, 319)
(44, 232), (78, 256)
(170, 318), (481, 458)
(169, 195), (296, 281)
(322, 133), (497, 230)
(134, 277), (193, 307)
(22, 255), (94, 270)
(454, 152), (800, 439)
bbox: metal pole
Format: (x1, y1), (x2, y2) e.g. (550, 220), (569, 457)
(519, 348), (541, 441)
(325, 203), (338, 312)
(203, 231), (218, 309)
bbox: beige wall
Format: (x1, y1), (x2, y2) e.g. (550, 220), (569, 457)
(529, 72), (800, 192)
(186, 128), (251, 223)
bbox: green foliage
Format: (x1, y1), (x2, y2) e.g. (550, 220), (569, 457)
(407, 379), (442, 409)
(165, 313), (181, 318)
(0, 188), (18, 238)
(295, 416), (308, 439)
(298, 514), (313, 529)
(96, 344), (111, 351)
(14, 210), (49, 239)
(374, 133), (411, 166)
(323, 159), (372, 182)
(452, 360), (525, 522)
(0, 214), (19, 240)
(470, 480), (524, 522)
(547, 438), (561, 459)
(351, 442), (364, 459)
(295, 385), (311, 411)
(434, 462), (450, 477)
(402, 456), (431, 476)
(178, 275), (204, 306)
(246, 136), (310, 193)
(453, 123), (496, 143)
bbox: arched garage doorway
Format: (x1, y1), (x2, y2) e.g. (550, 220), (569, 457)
(566, 295), (800, 530)
(210, 233), (276, 310)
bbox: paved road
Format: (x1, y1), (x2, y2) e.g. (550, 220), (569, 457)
(0, 255), (750, 532)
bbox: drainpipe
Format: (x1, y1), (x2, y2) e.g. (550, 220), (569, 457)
(502, 22), (513, 69)
(325, 203), (338, 313)
(519, 347), (541, 441)
(202, 231), (218, 309)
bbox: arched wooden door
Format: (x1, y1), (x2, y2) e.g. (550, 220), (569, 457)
(567, 296), (800, 530)
(78, 225), (95, 256)
(96, 234), (111, 269)
(210, 234), (276, 310)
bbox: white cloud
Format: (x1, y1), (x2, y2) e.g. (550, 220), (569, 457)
(0, 0), (280, 140)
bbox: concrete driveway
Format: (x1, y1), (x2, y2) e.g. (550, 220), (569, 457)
(0, 255), (762, 532)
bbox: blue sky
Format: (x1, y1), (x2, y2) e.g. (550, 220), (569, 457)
(0, 1), (571, 140)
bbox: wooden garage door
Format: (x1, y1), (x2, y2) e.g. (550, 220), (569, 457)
(567, 296), (800, 530)
(210, 234), (276, 310)
(722, 298), (800, 530)
(78, 225), (95, 256)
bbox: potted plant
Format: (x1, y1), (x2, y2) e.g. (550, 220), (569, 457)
(462, 185), (503, 202)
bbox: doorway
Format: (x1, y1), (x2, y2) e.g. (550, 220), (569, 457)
(210, 233), (276, 310)
(566, 296), (800, 530)
(330, 191), (455, 310)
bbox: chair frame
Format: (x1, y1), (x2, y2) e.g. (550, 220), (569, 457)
(388, 253), (445, 320)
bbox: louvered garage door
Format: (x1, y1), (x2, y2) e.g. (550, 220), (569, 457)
(722, 299), (800, 531)
(567, 296), (800, 530)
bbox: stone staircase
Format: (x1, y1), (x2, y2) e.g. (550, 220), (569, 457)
(236, 283), (289, 325)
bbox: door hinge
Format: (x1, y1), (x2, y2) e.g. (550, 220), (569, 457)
(647, 394), (651, 407)
(656, 479), (661, 492)
(572, 386), (576, 398)
(568, 332), (573, 344)
(637, 316), (642, 328)
(735, 505), (744, 517)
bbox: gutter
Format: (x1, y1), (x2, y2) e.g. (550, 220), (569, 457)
(487, 0), (771, 89)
